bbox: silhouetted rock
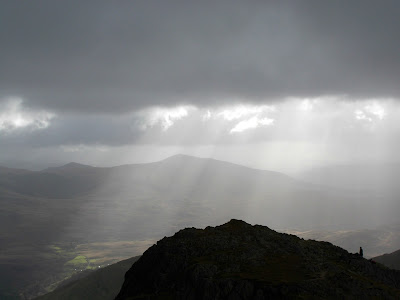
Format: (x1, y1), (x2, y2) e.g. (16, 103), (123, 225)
(116, 220), (400, 299)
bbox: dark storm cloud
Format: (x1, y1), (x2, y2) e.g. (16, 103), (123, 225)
(0, 114), (142, 147)
(1, 0), (400, 113)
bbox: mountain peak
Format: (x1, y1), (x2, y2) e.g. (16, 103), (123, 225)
(219, 218), (254, 230)
(116, 220), (400, 299)
(43, 162), (94, 173)
(62, 162), (92, 168)
(161, 154), (204, 162)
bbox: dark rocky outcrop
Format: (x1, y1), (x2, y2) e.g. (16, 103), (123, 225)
(116, 219), (400, 299)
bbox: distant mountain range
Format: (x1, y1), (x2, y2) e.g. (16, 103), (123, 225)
(284, 224), (400, 258)
(373, 249), (400, 270)
(1, 155), (399, 298)
(3, 155), (398, 239)
(0, 162), (108, 198)
(299, 163), (400, 196)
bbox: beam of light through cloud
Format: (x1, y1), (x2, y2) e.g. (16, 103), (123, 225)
(210, 104), (276, 134)
(137, 106), (194, 131)
(299, 99), (315, 111)
(230, 116), (274, 133)
(365, 102), (386, 120)
(354, 101), (387, 128)
(217, 105), (275, 121)
(0, 97), (55, 132)
(202, 110), (212, 121)
(355, 110), (372, 122)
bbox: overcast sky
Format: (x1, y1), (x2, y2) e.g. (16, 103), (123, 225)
(1, 1), (400, 172)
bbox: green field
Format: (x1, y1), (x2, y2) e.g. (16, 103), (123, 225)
(0, 240), (153, 299)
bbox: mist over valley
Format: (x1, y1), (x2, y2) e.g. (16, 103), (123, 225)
(1, 156), (400, 298)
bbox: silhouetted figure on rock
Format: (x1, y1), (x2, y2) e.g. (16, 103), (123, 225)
(359, 247), (363, 257)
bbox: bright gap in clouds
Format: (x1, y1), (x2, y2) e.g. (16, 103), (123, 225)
(137, 104), (276, 134)
(217, 105), (274, 121)
(126, 97), (395, 173)
(137, 106), (194, 131)
(355, 102), (386, 122)
(216, 105), (275, 134)
(230, 116), (274, 133)
(0, 97), (55, 132)
(135, 98), (389, 136)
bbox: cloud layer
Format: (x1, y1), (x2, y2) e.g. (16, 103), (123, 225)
(0, 98), (54, 132)
(1, 2), (400, 171)
(1, 1), (400, 113)
(1, 97), (397, 147)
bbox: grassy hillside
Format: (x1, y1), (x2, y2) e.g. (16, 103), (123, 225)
(0, 241), (151, 299)
(36, 256), (139, 300)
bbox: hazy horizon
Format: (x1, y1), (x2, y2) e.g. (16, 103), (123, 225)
(3, 153), (400, 180)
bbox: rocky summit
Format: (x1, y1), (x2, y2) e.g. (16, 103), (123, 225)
(116, 220), (400, 299)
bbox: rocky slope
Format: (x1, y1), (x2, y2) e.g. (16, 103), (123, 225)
(116, 220), (400, 299)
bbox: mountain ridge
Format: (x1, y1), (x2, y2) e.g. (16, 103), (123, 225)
(116, 219), (400, 299)
(0, 154), (297, 200)
(42, 162), (96, 173)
